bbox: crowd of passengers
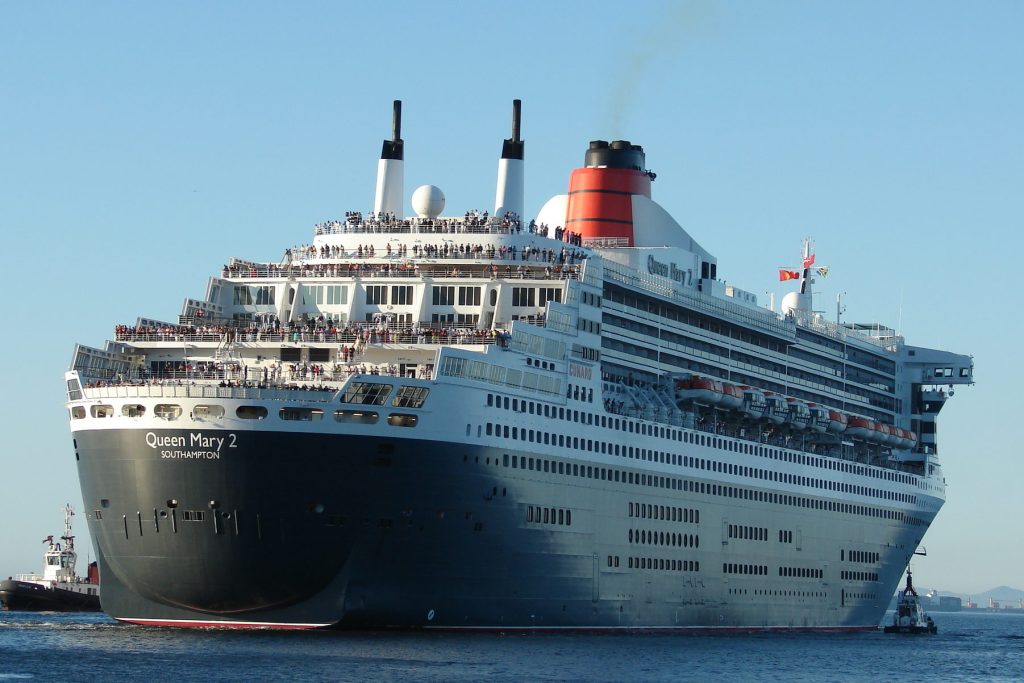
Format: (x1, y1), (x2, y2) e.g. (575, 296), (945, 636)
(83, 358), (426, 392)
(114, 317), (514, 347)
(287, 241), (586, 263)
(315, 210), (553, 236)
(221, 243), (587, 280)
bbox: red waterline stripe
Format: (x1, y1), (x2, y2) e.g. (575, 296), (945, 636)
(120, 617), (330, 630)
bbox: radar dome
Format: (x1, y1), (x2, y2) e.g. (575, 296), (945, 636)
(780, 291), (811, 316)
(412, 185), (445, 219)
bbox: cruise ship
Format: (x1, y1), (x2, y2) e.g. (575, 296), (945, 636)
(65, 101), (973, 630)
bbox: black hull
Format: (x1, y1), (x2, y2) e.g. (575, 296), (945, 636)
(883, 624), (937, 634)
(0, 580), (100, 612)
(73, 425), (919, 630)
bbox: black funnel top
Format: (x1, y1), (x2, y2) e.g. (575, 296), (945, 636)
(585, 140), (645, 172)
(381, 100), (404, 161)
(500, 99), (524, 160)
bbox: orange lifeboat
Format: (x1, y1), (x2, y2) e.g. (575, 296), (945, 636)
(674, 376), (724, 405)
(827, 410), (848, 434)
(876, 423), (893, 446)
(719, 382), (743, 409)
(893, 427), (915, 449)
(846, 417), (876, 440)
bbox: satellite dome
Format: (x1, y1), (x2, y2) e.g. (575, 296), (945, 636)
(412, 185), (445, 219)
(780, 291), (810, 316)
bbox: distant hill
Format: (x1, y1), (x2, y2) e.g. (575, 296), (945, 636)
(923, 585), (1024, 604)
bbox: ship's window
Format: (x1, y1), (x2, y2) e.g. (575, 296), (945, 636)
(392, 386), (430, 408)
(193, 404), (224, 419)
(70, 406), (86, 419)
(236, 405), (268, 420)
(154, 404), (182, 420)
(342, 382), (393, 405)
(280, 407), (324, 421)
(121, 404), (145, 417)
(387, 413), (418, 427)
(279, 347), (301, 362)
(334, 409), (378, 424)
(91, 404), (114, 418)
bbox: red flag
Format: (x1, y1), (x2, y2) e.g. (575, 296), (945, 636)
(779, 270), (800, 281)
(802, 254), (816, 269)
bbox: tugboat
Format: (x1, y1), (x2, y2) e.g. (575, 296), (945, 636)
(884, 571), (937, 634)
(0, 505), (100, 612)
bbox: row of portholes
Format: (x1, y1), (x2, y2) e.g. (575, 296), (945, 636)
(71, 403), (418, 427)
(628, 528), (699, 548)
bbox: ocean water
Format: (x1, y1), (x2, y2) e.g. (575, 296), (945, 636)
(0, 611), (1021, 682)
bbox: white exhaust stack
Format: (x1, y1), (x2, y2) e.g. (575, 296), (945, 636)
(493, 99), (524, 221)
(373, 100), (404, 218)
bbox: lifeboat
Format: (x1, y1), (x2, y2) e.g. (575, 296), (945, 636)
(806, 403), (831, 433)
(719, 382), (743, 409)
(846, 417), (876, 441)
(674, 376), (724, 405)
(763, 392), (788, 425)
(739, 386), (767, 419)
(785, 397), (810, 430)
(897, 428), (918, 449)
(827, 410), (848, 434)
(876, 423), (894, 446)
(891, 427), (912, 449)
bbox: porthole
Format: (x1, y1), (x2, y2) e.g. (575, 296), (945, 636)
(387, 413), (418, 427)
(236, 405), (268, 420)
(154, 404), (182, 420)
(193, 404), (225, 419)
(90, 404), (114, 418)
(334, 410), (379, 424)
(121, 404), (146, 417)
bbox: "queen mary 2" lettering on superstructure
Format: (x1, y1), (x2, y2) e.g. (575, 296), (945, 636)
(145, 431), (236, 460)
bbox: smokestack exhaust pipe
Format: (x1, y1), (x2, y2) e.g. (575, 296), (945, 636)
(494, 99), (525, 220)
(373, 100), (404, 218)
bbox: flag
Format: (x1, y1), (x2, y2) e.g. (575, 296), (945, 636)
(816, 266), (829, 278)
(779, 269), (800, 281)
(803, 254), (816, 269)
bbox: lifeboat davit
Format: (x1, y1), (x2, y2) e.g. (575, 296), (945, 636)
(827, 410), (848, 433)
(846, 417), (876, 441)
(806, 403), (831, 433)
(763, 392), (788, 425)
(719, 382), (743, 409)
(785, 397), (810, 430)
(739, 386), (767, 419)
(674, 376), (724, 405)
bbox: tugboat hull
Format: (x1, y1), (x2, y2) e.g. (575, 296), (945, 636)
(0, 579), (100, 612)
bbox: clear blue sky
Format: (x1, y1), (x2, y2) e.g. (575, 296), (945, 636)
(1, 1), (1020, 595)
